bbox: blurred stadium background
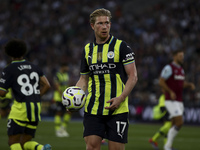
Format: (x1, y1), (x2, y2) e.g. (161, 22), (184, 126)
(0, 0), (200, 150)
(0, 0), (200, 149)
(0, 0), (200, 122)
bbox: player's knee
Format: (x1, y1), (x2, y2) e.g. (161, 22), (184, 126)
(86, 144), (100, 150)
(174, 121), (183, 129)
(85, 139), (101, 150)
(178, 121), (184, 128)
(8, 139), (19, 147)
(177, 119), (184, 127)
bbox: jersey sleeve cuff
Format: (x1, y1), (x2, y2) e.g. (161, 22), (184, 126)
(0, 87), (7, 92)
(80, 71), (90, 75)
(123, 60), (135, 65)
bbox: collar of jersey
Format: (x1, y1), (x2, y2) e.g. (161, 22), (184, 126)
(11, 59), (26, 63)
(172, 61), (181, 68)
(93, 34), (113, 46)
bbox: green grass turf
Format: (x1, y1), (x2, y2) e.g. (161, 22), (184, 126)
(0, 118), (200, 150)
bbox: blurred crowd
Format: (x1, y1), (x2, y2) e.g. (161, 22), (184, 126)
(0, 0), (199, 108)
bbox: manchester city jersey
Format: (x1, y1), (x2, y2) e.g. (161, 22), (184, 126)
(80, 35), (135, 115)
(53, 72), (69, 102)
(0, 59), (44, 121)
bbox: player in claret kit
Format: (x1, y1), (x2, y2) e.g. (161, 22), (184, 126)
(159, 50), (195, 150)
(0, 39), (51, 150)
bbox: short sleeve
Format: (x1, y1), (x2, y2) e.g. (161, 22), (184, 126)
(160, 65), (172, 79)
(120, 42), (135, 65)
(0, 67), (12, 90)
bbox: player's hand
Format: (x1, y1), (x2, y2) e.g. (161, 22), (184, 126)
(189, 83), (195, 90)
(66, 109), (74, 113)
(105, 97), (122, 110)
(169, 91), (176, 100)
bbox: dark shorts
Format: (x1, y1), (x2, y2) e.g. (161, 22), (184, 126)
(83, 112), (129, 143)
(55, 101), (66, 112)
(7, 119), (38, 137)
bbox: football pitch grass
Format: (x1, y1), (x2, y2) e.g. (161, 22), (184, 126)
(0, 118), (199, 150)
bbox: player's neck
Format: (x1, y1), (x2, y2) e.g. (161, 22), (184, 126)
(12, 57), (24, 61)
(95, 34), (110, 44)
(172, 61), (180, 66)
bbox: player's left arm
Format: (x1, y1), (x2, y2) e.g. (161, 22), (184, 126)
(120, 62), (138, 100)
(40, 76), (51, 96)
(119, 42), (138, 99)
(105, 41), (138, 110)
(184, 81), (195, 90)
(105, 62), (138, 110)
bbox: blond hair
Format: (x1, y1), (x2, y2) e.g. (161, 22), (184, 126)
(90, 8), (112, 24)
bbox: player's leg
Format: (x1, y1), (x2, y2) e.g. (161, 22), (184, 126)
(22, 121), (52, 150)
(83, 113), (105, 150)
(84, 135), (102, 150)
(24, 140), (51, 150)
(63, 112), (71, 127)
(108, 141), (125, 150)
(10, 143), (23, 150)
(21, 134), (41, 149)
(164, 115), (183, 150)
(149, 121), (171, 150)
(161, 121), (171, 145)
(161, 110), (172, 145)
(151, 120), (171, 141)
(21, 133), (42, 150)
(61, 111), (72, 137)
(164, 101), (184, 150)
(7, 119), (24, 150)
(149, 105), (169, 149)
(8, 134), (23, 150)
(54, 102), (65, 137)
(23, 138), (51, 150)
(54, 92), (67, 137)
(55, 112), (62, 133)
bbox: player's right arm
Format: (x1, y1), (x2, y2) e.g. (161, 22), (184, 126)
(159, 77), (176, 100)
(54, 79), (62, 96)
(40, 76), (51, 96)
(76, 47), (90, 92)
(76, 74), (89, 92)
(0, 89), (7, 97)
(0, 69), (9, 97)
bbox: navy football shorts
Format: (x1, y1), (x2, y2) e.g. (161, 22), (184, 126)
(7, 119), (38, 137)
(83, 112), (129, 143)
